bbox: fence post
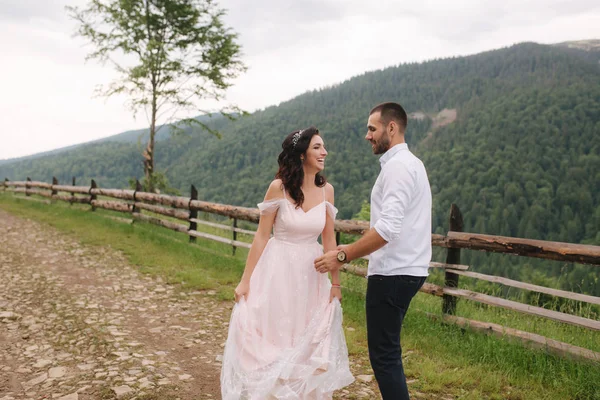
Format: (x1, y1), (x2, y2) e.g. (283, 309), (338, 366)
(189, 185), (197, 243)
(232, 218), (238, 256)
(90, 179), (97, 211)
(50, 177), (58, 203)
(336, 231), (341, 246)
(50, 176), (58, 198)
(3, 178), (8, 192)
(132, 179), (142, 216)
(442, 204), (464, 315)
(70, 177), (75, 205)
(26, 177), (31, 197)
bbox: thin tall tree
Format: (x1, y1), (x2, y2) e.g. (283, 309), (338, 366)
(67, 0), (246, 192)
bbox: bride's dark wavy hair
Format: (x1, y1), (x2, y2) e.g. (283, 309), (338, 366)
(276, 126), (326, 208)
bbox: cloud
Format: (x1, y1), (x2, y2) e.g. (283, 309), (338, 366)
(1, 0), (599, 159)
(411, 0), (600, 42)
(0, 0), (84, 23)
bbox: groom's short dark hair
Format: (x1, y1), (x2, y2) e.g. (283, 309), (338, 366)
(370, 102), (408, 133)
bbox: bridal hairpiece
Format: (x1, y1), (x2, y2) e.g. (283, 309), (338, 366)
(292, 130), (304, 148)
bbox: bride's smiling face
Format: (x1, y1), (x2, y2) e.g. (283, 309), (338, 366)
(303, 135), (327, 172)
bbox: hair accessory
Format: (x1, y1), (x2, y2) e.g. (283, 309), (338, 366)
(292, 130), (304, 148)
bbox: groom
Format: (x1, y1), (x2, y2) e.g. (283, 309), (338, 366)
(315, 102), (432, 399)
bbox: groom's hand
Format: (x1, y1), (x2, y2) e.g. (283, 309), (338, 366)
(314, 250), (343, 273)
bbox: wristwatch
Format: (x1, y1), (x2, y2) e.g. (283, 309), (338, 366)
(336, 250), (347, 263)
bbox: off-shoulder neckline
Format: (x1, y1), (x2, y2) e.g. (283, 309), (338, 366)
(260, 197), (336, 214)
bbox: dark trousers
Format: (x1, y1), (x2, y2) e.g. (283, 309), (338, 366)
(366, 274), (426, 400)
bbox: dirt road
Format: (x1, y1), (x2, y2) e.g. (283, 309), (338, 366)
(0, 210), (377, 399)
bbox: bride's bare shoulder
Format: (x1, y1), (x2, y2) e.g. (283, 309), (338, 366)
(324, 182), (334, 203)
(264, 179), (285, 201)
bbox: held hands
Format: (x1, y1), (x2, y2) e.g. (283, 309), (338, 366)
(314, 245), (347, 274)
(234, 280), (250, 303)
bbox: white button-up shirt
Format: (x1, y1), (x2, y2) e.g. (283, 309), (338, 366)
(369, 143), (432, 277)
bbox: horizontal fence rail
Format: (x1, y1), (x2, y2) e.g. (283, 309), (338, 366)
(6, 179), (599, 265)
(445, 231), (600, 266)
(449, 269), (600, 306)
(426, 313), (600, 363)
(2, 177), (599, 363)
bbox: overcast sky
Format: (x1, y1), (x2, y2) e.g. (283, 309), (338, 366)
(1, 0), (599, 160)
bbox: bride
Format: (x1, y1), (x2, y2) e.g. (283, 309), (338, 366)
(220, 127), (354, 399)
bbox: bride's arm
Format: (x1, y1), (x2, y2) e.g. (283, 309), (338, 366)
(321, 184), (341, 293)
(322, 183), (337, 253)
(234, 180), (282, 302)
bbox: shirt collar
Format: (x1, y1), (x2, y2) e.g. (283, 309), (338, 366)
(379, 143), (408, 166)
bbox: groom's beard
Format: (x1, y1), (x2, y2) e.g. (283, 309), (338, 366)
(371, 132), (391, 155)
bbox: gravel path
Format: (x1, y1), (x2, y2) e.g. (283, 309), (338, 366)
(0, 210), (378, 399)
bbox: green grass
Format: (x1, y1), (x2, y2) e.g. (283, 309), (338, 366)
(2, 193), (599, 400)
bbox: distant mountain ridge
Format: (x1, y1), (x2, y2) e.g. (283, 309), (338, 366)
(553, 39), (600, 52)
(3, 39), (597, 166)
(0, 114), (220, 165)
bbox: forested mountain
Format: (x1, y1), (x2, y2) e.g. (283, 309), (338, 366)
(0, 114), (218, 167)
(2, 41), (599, 294)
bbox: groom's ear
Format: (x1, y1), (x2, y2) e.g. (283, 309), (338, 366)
(388, 120), (397, 136)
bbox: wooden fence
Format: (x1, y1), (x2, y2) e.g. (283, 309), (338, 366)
(2, 177), (600, 363)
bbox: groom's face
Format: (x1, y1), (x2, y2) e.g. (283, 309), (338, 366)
(366, 112), (391, 155)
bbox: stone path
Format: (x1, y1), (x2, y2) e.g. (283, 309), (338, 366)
(0, 210), (379, 399)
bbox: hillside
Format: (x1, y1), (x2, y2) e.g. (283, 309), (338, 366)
(2, 41), (599, 294)
(0, 114), (220, 167)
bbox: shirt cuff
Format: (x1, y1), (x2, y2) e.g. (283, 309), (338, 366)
(373, 218), (402, 242)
